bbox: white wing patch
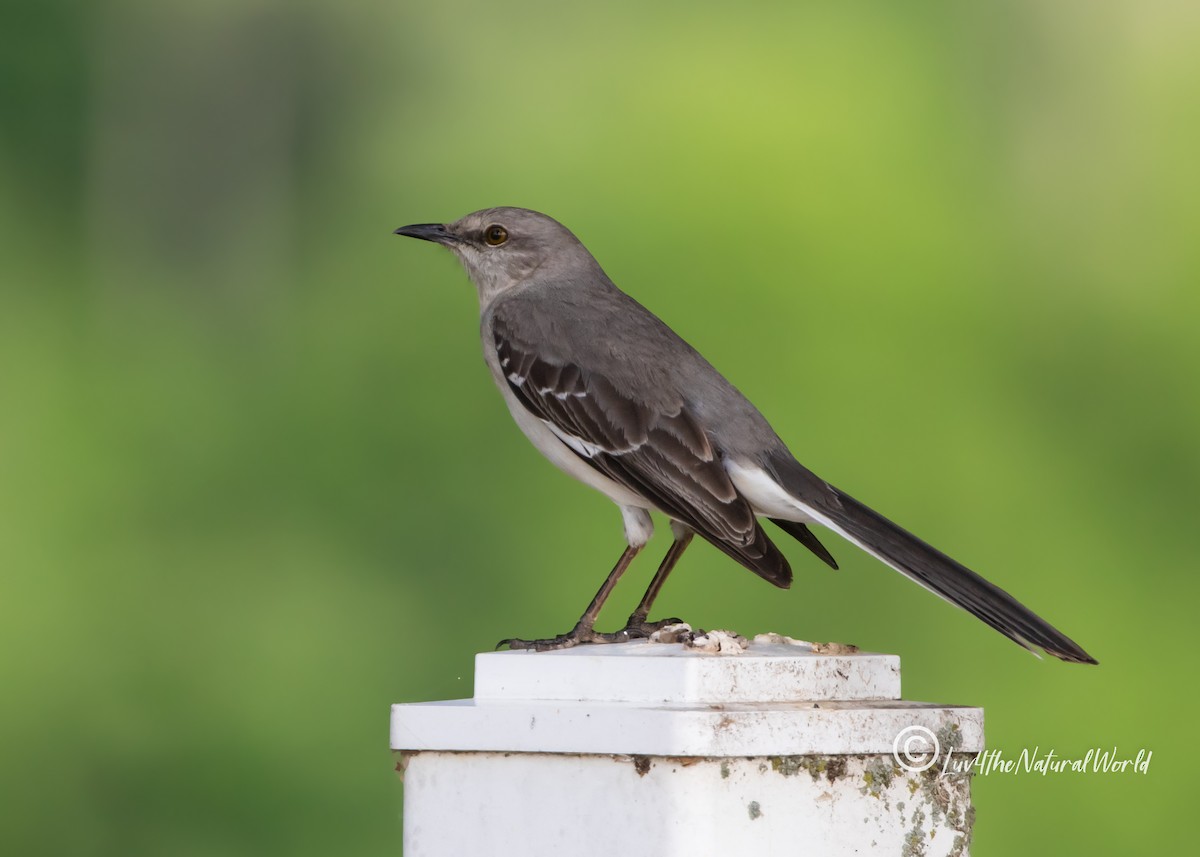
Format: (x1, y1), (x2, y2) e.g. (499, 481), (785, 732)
(725, 460), (818, 523)
(544, 421), (604, 459)
(727, 459), (920, 574)
(535, 386), (586, 401)
(542, 417), (641, 459)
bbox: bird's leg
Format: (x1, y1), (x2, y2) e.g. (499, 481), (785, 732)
(618, 526), (694, 638)
(500, 544), (642, 651)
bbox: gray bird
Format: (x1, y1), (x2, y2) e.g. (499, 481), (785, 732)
(395, 207), (1096, 663)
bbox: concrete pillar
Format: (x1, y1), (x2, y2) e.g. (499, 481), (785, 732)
(392, 635), (982, 856)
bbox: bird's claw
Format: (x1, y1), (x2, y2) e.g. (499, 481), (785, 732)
(496, 629), (596, 652)
(497, 616), (686, 651)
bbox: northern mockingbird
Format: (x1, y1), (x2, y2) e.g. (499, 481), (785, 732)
(395, 207), (1096, 663)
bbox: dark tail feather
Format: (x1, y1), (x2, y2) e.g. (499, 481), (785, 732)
(825, 487), (1097, 664)
(765, 454), (1096, 664)
(770, 518), (839, 570)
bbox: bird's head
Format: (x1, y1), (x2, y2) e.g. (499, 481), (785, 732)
(395, 207), (602, 306)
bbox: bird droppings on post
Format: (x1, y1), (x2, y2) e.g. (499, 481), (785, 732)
(645, 624), (865, 659)
(685, 629), (749, 654)
(646, 622), (694, 644)
(751, 632), (861, 655)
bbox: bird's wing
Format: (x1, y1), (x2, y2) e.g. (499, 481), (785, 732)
(492, 311), (791, 586)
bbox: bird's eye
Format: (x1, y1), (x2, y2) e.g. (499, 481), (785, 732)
(484, 225), (509, 246)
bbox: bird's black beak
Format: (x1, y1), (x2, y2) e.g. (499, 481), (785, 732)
(394, 223), (457, 245)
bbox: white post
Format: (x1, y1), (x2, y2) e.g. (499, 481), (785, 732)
(392, 637), (983, 856)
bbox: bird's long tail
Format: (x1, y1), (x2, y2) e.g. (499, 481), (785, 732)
(768, 456), (1097, 664)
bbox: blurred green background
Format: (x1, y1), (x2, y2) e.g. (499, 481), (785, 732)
(2, 0), (1195, 853)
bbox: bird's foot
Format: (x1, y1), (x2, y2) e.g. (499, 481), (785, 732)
(619, 615), (686, 640)
(497, 622), (606, 651)
(498, 616), (686, 651)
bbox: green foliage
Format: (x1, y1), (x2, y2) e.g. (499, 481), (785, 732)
(2, 1), (1195, 853)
